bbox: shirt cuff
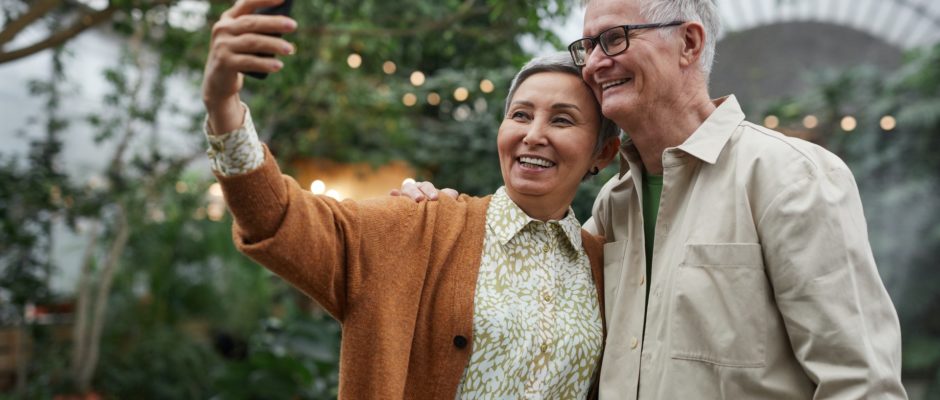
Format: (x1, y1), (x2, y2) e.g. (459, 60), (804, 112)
(204, 103), (265, 176)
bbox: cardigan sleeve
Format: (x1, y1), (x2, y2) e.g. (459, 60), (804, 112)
(214, 145), (423, 320)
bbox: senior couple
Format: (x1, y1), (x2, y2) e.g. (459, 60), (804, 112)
(202, 0), (907, 398)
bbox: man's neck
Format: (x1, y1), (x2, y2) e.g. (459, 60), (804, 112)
(619, 93), (715, 175)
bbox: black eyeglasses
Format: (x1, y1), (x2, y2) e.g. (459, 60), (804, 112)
(568, 21), (684, 66)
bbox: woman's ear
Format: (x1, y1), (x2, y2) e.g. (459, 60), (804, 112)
(593, 136), (621, 171)
(678, 21), (706, 69)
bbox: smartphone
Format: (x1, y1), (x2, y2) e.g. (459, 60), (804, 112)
(245, 0), (295, 80)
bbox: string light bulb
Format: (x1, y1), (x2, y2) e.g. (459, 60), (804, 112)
(310, 180), (326, 195)
(410, 71), (426, 86)
(382, 61), (396, 74)
(454, 87), (469, 102)
(840, 116), (857, 132)
(763, 115), (779, 129)
(480, 79), (494, 93)
(347, 53), (362, 69)
(802, 115), (819, 129)
(402, 93), (417, 107)
(880, 115), (897, 131)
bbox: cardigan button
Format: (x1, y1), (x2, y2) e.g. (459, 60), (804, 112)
(453, 335), (468, 349)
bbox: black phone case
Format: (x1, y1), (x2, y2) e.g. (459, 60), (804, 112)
(245, 0), (295, 80)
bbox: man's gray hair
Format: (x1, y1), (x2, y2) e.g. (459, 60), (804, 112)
(582, 0), (721, 81)
(504, 51), (620, 156)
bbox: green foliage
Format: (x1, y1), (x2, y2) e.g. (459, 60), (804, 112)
(95, 326), (219, 399)
(212, 312), (341, 400)
(0, 45), (73, 323)
(187, 0), (571, 167)
(2, 0), (578, 397)
(763, 43), (940, 394)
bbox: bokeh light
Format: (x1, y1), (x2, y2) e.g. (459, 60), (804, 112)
(454, 87), (469, 102)
(347, 53), (362, 69)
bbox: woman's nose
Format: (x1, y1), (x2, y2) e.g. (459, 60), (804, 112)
(522, 122), (549, 146)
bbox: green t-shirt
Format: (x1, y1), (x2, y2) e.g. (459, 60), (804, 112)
(642, 173), (663, 301)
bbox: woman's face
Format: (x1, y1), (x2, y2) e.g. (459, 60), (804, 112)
(497, 71), (607, 220)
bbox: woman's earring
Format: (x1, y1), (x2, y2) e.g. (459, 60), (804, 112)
(589, 166), (599, 176)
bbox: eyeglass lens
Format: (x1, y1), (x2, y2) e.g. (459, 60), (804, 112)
(600, 27), (628, 55)
(570, 26), (630, 66)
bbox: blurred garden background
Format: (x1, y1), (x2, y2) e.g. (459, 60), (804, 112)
(1, 0), (939, 398)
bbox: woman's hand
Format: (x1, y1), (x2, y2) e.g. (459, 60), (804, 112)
(202, 0), (297, 135)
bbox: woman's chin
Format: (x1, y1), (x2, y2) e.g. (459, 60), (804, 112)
(506, 174), (556, 198)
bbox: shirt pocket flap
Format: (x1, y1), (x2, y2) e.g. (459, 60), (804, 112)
(681, 243), (763, 268)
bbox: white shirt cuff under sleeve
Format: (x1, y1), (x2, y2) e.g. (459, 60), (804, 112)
(204, 103), (265, 176)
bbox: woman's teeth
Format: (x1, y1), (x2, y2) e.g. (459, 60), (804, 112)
(519, 156), (555, 168)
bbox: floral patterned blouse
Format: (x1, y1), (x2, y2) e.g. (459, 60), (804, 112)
(454, 187), (602, 399)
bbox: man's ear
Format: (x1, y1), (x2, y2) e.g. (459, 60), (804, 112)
(678, 21), (706, 69)
(594, 136), (622, 171)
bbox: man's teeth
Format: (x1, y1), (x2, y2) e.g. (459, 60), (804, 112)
(519, 156), (555, 168)
(602, 79), (629, 90)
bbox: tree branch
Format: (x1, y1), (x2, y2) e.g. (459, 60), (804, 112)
(0, 0), (61, 46)
(0, 5), (117, 65)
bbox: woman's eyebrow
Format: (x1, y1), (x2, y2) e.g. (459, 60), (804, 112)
(511, 100), (581, 112)
(552, 103), (581, 112)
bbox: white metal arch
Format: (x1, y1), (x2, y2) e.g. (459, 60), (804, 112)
(717, 0), (940, 49)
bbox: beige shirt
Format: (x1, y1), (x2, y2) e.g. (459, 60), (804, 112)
(586, 96), (906, 399)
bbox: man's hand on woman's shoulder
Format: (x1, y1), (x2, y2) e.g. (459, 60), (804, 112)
(389, 181), (459, 202)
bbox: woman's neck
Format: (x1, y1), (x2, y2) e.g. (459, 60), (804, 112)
(507, 192), (572, 222)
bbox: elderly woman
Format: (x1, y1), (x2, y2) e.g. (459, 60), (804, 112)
(202, 1), (620, 398)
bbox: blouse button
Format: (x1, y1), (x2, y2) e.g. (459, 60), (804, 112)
(453, 335), (468, 349)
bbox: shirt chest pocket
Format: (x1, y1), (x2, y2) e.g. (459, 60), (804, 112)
(669, 243), (769, 368)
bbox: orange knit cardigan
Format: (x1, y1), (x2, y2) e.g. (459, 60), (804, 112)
(216, 147), (605, 399)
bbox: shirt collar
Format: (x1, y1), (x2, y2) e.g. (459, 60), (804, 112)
(618, 95), (745, 177)
(676, 95), (745, 164)
(487, 187), (583, 250)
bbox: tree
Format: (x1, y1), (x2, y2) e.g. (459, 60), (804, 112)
(2, 0), (582, 397)
(0, 0), (179, 64)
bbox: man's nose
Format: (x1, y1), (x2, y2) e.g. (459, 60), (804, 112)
(584, 46), (614, 74)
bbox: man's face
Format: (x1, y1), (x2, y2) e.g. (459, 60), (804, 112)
(580, 0), (682, 121)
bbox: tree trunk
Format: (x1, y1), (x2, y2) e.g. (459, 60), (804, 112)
(70, 222), (99, 386)
(76, 208), (128, 392)
(14, 318), (29, 395)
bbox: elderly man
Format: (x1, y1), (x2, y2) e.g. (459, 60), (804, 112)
(400, 0), (907, 398)
(570, 0), (906, 398)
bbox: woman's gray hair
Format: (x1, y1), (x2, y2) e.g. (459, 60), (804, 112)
(503, 51), (621, 156)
